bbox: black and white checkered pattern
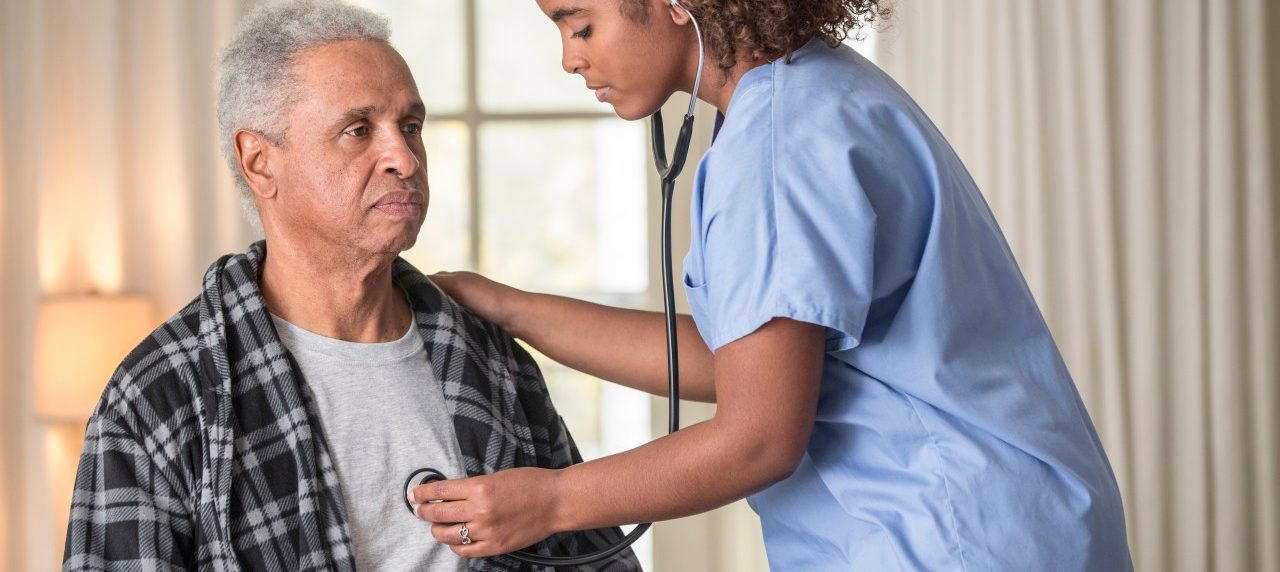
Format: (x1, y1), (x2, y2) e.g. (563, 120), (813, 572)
(63, 241), (640, 571)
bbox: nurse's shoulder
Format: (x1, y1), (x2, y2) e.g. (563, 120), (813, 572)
(696, 39), (930, 208)
(770, 40), (923, 145)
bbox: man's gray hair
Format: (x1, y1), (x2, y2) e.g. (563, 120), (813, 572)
(216, 0), (392, 226)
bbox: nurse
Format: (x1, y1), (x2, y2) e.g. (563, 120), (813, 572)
(410, 0), (1133, 569)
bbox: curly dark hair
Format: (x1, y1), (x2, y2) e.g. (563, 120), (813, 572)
(624, 0), (889, 71)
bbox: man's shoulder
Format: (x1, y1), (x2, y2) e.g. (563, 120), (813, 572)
(94, 295), (209, 435)
(395, 261), (520, 348)
(394, 264), (548, 392)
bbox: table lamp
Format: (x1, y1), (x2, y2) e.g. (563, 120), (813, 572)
(34, 295), (153, 422)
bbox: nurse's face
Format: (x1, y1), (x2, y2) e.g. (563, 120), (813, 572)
(535, 0), (696, 120)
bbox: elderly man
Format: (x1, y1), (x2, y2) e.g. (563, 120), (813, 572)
(61, 1), (638, 570)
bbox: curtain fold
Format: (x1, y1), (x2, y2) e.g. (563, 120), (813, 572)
(25, 0), (254, 310)
(876, 1), (1278, 570)
(0, 5), (11, 566)
(113, 0), (259, 314)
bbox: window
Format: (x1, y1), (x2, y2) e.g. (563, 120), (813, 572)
(353, 2), (654, 562)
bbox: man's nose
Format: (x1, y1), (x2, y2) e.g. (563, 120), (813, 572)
(381, 133), (420, 179)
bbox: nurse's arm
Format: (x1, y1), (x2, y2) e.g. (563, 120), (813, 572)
(507, 292), (717, 401)
(411, 318), (822, 558)
(549, 317), (823, 529)
(432, 271), (717, 402)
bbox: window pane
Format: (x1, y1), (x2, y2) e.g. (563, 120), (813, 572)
(403, 121), (471, 272)
(525, 346), (651, 463)
(476, 0), (610, 112)
(527, 346), (604, 459)
(479, 119), (647, 294)
(353, 0), (466, 114)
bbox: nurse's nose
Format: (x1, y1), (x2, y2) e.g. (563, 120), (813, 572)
(562, 47), (587, 75)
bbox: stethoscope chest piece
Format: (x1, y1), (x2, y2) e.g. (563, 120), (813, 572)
(403, 467), (447, 514)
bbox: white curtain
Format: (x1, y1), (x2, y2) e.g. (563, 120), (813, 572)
(0, 1), (256, 569)
(876, 1), (1279, 571)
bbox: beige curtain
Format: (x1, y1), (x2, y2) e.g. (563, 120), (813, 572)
(0, 4), (12, 566)
(0, 1), (256, 569)
(876, 1), (1279, 571)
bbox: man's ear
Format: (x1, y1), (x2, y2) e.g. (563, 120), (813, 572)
(234, 130), (278, 200)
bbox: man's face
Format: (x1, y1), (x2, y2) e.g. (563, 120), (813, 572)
(264, 40), (429, 257)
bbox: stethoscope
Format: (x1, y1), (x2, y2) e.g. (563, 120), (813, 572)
(402, 0), (705, 567)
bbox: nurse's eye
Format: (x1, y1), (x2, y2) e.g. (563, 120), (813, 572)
(344, 124), (370, 138)
(402, 123), (423, 136)
(571, 25), (592, 39)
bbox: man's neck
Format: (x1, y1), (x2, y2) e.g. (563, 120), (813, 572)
(258, 238), (412, 343)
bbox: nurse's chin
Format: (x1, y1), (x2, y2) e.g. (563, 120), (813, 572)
(612, 107), (647, 122)
(610, 100), (664, 122)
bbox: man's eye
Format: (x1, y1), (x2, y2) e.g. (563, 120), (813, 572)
(345, 125), (369, 137)
(571, 25), (592, 39)
(402, 123), (423, 135)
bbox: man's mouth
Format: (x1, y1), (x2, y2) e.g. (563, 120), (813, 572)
(590, 85), (612, 102)
(373, 190), (424, 217)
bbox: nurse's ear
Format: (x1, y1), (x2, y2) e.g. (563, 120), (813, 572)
(665, 0), (693, 26)
(234, 129), (279, 200)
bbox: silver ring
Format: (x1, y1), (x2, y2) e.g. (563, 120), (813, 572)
(459, 524), (472, 545)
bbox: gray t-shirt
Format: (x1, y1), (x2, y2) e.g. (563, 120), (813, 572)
(272, 311), (467, 572)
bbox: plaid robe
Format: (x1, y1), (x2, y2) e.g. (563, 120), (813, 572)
(62, 241), (640, 571)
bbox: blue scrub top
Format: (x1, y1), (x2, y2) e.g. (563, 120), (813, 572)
(682, 39), (1132, 571)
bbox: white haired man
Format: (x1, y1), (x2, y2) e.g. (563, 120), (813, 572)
(60, 1), (638, 570)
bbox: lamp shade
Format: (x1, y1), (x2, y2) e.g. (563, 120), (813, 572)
(34, 295), (154, 422)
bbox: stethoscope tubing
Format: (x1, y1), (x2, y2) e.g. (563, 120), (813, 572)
(503, 113), (692, 570)
(504, 7), (703, 565)
(407, 3), (704, 567)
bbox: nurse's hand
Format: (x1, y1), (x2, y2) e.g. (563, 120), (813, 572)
(408, 467), (564, 558)
(431, 271), (521, 330)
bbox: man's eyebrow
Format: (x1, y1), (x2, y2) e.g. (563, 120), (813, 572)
(330, 102), (426, 129)
(333, 105), (377, 127)
(550, 7), (585, 22)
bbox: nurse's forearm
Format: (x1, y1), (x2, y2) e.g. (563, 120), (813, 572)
(548, 317), (823, 533)
(505, 291), (716, 402)
(549, 416), (793, 532)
